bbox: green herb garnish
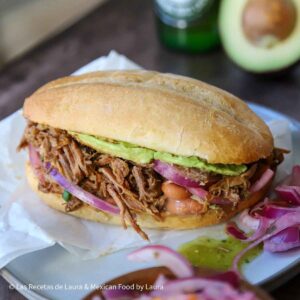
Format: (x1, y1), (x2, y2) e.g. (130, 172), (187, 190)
(62, 190), (71, 202)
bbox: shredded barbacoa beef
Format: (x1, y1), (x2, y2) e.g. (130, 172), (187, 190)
(20, 122), (284, 239)
(21, 122), (166, 239)
(208, 164), (257, 204)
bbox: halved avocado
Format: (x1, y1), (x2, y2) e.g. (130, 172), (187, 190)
(219, 0), (300, 73)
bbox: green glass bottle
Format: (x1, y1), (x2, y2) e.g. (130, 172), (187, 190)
(155, 0), (220, 53)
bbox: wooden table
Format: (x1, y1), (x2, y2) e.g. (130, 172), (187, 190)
(0, 0), (299, 299)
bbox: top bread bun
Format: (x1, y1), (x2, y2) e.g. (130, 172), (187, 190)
(23, 70), (273, 164)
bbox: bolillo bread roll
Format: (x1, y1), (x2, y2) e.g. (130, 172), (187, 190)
(20, 70), (277, 237)
(23, 70), (273, 164)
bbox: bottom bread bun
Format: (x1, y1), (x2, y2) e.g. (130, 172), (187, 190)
(26, 162), (273, 230)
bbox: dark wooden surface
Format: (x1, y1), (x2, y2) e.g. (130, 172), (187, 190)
(0, 0), (299, 299)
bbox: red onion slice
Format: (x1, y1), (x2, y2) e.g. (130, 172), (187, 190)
(127, 245), (194, 278)
(153, 160), (200, 188)
(250, 168), (274, 193)
(232, 212), (300, 273)
(276, 186), (300, 205)
(28, 145), (46, 184)
(275, 165), (300, 205)
(150, 277), (255, 299)
(239, 209), (260, 230)
(187, 187), (208, 199)
(46, 163), (120, 215)
(264, 226), (300, 252)
(207, 271), (240, 289)
(226, 222), (247, 240)
(29, 148), (120, 215)
(227, 217), (272, 243)
(102, 288), (134, 299)
(29, 144), (41, 169)
(257, 210), (300, 237)
(256, 203), (300, 219)
(154, 160), (243, 204)
(244, 217), (273, 242)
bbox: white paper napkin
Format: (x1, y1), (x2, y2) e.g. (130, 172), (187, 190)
(0, 50), (294, 268)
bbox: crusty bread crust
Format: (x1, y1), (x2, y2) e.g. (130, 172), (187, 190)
(23, 70), (273, 164)
(26, 162), (273, 230)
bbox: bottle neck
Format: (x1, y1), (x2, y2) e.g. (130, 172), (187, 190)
(154, 0), (215, 28)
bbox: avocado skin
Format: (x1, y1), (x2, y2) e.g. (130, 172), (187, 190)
(229, 59), (300, 77)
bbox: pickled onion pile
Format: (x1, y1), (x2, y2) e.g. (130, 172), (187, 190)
(226, 166), (300, 273)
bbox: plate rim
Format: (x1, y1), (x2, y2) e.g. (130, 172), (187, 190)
(0, 268), (49, 300)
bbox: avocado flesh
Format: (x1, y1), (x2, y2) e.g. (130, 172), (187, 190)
(219, 0), (300, 73)
(154, 152), (246, 175)
(70, 132), (154, 164)
(69, 132), (247, 176)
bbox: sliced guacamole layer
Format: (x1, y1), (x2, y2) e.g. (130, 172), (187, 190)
(154, 152), (246, 176)
(69, 132), (247, 176)
(70, 132), (154, 164)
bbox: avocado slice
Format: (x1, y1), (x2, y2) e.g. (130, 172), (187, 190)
(70, 132), (155, 164)
(69, 131), (247, 176)
(154, 152), (246, 176)
(219, 0), (300, 73)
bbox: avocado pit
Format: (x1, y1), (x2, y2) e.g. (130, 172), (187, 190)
(242, 0), (297, 48)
